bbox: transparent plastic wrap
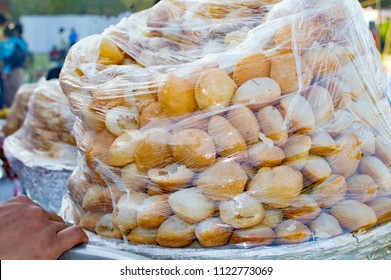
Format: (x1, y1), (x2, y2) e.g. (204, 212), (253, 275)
(2, 82), (38, 137)
(58, 192), (391, 259)
(3, 79), (77, 213)
(59, 0), (280, 99)
(60, 0), (391, 256)
(104, 0), (281, 66)
(16, 79), (77, 161)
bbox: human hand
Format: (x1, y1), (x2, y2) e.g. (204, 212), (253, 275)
(0, 195), (88, 259)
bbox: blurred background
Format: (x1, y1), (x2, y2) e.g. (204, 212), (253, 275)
(360, 0), (391, 78)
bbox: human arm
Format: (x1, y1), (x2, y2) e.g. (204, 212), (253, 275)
(0, 195), (88, 260)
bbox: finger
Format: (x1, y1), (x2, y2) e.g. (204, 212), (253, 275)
(49, 221), (70, 233)
(56, 226), (89, 253)
(46, 211), (65, 223)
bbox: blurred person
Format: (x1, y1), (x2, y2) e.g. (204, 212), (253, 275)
(369, 20), (380, 50)
(69, 27), (78, 48)
(49, 45), (61, 62)
(13, 22), (32, 68)
(57, 27), (69, 61)
(46, 62), (62, 80)
(47, 45), (63, 80)
(12, 22), (24, 40)
(0, 13), (7, 41)
(0, 23), (28, 107)
(51, 27), (70, 81)
(0, 13), (8, 108)
(0, 195), (88, 259)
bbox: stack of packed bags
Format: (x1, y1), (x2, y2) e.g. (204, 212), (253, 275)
(3, 78), (77, 213)
(59, 0), (391, 258)
(2, 83), (38, 137)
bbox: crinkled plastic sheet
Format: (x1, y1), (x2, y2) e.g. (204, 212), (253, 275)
(2, 82), (38, 137)
(4, 134), (76, 213)
(103, 0), (280, 66)
(19, 79), (76, 157)
(59, 0), (391, 254)
(2, 78), (77, 213)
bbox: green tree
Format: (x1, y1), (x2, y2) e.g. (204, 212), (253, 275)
(120, 0), (155, 12)
(7, 0), (391, 20)
(4, 0), (156, 20)
(360, 0), (391, 8)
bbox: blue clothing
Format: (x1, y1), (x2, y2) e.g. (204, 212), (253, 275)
(0, 73), (4, 108)
(0, 36), (28, 74)
(69, 31), (78, 46)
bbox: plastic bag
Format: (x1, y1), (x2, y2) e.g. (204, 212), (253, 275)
(60, 0), (391, 250)
(13, 79), (77, 162)
(3, 78), (78, 213)
(104, 0), (281, 66)
(2, 83), (38, 137)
